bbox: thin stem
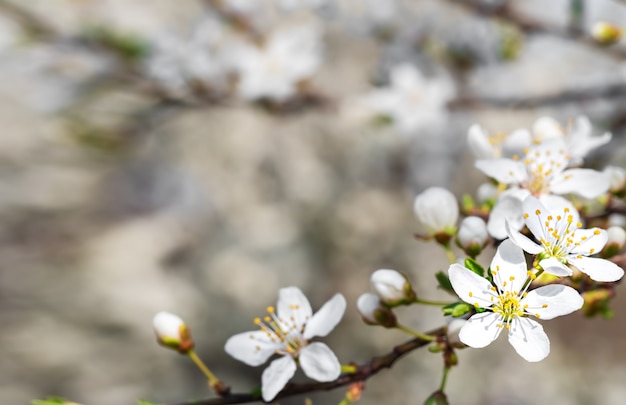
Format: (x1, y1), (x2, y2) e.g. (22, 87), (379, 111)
(442, 244), (457, 264)
(187, 350), (219, 386)
(414, 297), (455, 307)
(439, 366), (451, 391)
(395, 324), (436, 342)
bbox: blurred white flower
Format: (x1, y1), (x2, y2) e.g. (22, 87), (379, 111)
(449, 239), (583, 362)
(370, 269), (415, 305)
(468, 116), (610, 164)
(476, 137), (609, 239)
(506, 196), (624, 282)
(413, 187), (459, 236)
(606, 226), (626, 250)
(604, 165), (626, 193)
(144, 17), (229, 97)
(229, 22), (323, 102)
(225, 287), (345, 401)
(357, 63), (454, 136)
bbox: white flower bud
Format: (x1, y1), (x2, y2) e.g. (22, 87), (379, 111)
(476, 182), (497, 203)
(446, 318), (467, 347)
(607, 226), (626, 249)
(370, 269), (415, 306)
(413, 187), (459, 238)
(153, 311), (194, 352)
(357, 293), (397, 327)
(609, 214), (626, 228)
(456, 216), (489, 256)
(591, 22), (622, 46)
(604, 165), (626, 193)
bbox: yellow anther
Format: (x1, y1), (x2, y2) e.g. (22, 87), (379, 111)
(535, 209), (541, 215)
(547, 215), (553, 221)
(542, 304), (548, 308)
(524, 213), (529, 219)
(535, 314), (541, 319)
(594, 229), (601, 235)
(267, 306), (275, 313)
(469, 292), (473, 297)
(577, 222), (582, 228)
(509, 276), (515, 281)
(254, 317), (262, 325)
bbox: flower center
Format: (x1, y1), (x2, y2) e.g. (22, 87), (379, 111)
(522, 146), (568, 196)
(251, 306), (308, 357)
(493, 291), (523, 325)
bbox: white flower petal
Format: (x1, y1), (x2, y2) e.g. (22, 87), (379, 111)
(303, 293), (346, 340)
(507, 317), (550, 362)
(467, 124), (495, 159)
(261, 355), (297, 401)
(539, 195), (580, 224)
(413, 187), (459, 234)
(505, 220), (543, 254)
(299, 342), (341, 382)
(225, 331), (282, 367)
(502, 128), (532, 157)
(475, 159), (527, 184)
(448, 264), (494, 307)
(458, 312), (503, 348)
(522, 285), (583, 320)
(487, 193), (526, 240)
(569, 228), (608, 256)
(538, 257), (573, 277)
(490, 239), (527, 293)
(520, 196), (549, 242)
(550, 168), (610, 199)
(567, 256), (625, 282)
(277, 287), (313, 330)
(153, 311), (185, 340)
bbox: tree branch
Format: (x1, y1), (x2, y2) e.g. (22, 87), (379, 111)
(443, 0), (626, 60)
(166, 326), (447, 405)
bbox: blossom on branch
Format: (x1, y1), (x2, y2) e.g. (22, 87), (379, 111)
(224, 287), (345, 401)
(506, 196), (625, 282)
(448, 240), (584, 362)
(153, 312), (194, 353)
(476, 137), (609, 239)
(413, 187), (459, 242)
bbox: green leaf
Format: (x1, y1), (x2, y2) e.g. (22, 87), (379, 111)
(464, 258), (485, 277)
(435, 271), (455, 295)
(442, 302), (471, 317)
(32, 398), (70, 405)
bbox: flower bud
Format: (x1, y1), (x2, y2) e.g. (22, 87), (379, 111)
(591, 22), (622, 46)
(476, 182), (497, 203)
(603, 226), (626, 258)
(370, 269), (416, 306)
(446, 318), (466, 347)
(413, 187), (459, 243)
(357, 293), (397, 327)
(604, 165), (626, 195)
(153, 311), (194, 353)
(456, 216), (488, 257)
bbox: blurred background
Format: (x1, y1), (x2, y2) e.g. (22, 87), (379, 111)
(1, 0), (626, 404)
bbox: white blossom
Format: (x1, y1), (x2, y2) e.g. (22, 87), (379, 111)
(606, 226), (626, 250)
(225, 287), (345, 401)
(229, 22), (322, 102)
(370, 269), (415, 305)
(604, 165), (626, 193)
(413, 187), (459, 236)
(506, 196), (624, 282)
(153, 312), (193, 352)
(448, 240), (583, 362)
(457, 216), (489, 253)
(357, 292), (396, 327)
(476, 137), (609, 239)
(357, 63), (454, 136)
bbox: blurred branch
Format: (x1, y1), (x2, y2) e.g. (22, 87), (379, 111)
(0, 0), (60, 39)
(444, 0), (626, 60)
(451, 81), (626, 109)
(166, 326), (447, 405)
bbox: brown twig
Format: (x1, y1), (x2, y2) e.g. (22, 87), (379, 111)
(165, 326), (447, 405)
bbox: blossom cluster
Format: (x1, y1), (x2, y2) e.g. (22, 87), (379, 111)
(151, 116), (625, 402)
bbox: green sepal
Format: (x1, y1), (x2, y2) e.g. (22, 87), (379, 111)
(442, 301), (471, 317)
(435, 271), (456, 296)
(464, 257), (485, 277)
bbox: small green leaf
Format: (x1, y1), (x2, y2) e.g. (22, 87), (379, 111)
(435, 271), (455, 295)
(464, 258), (485, 277)
(442, 302), (471, 317)
(32, 398), (69, 405)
